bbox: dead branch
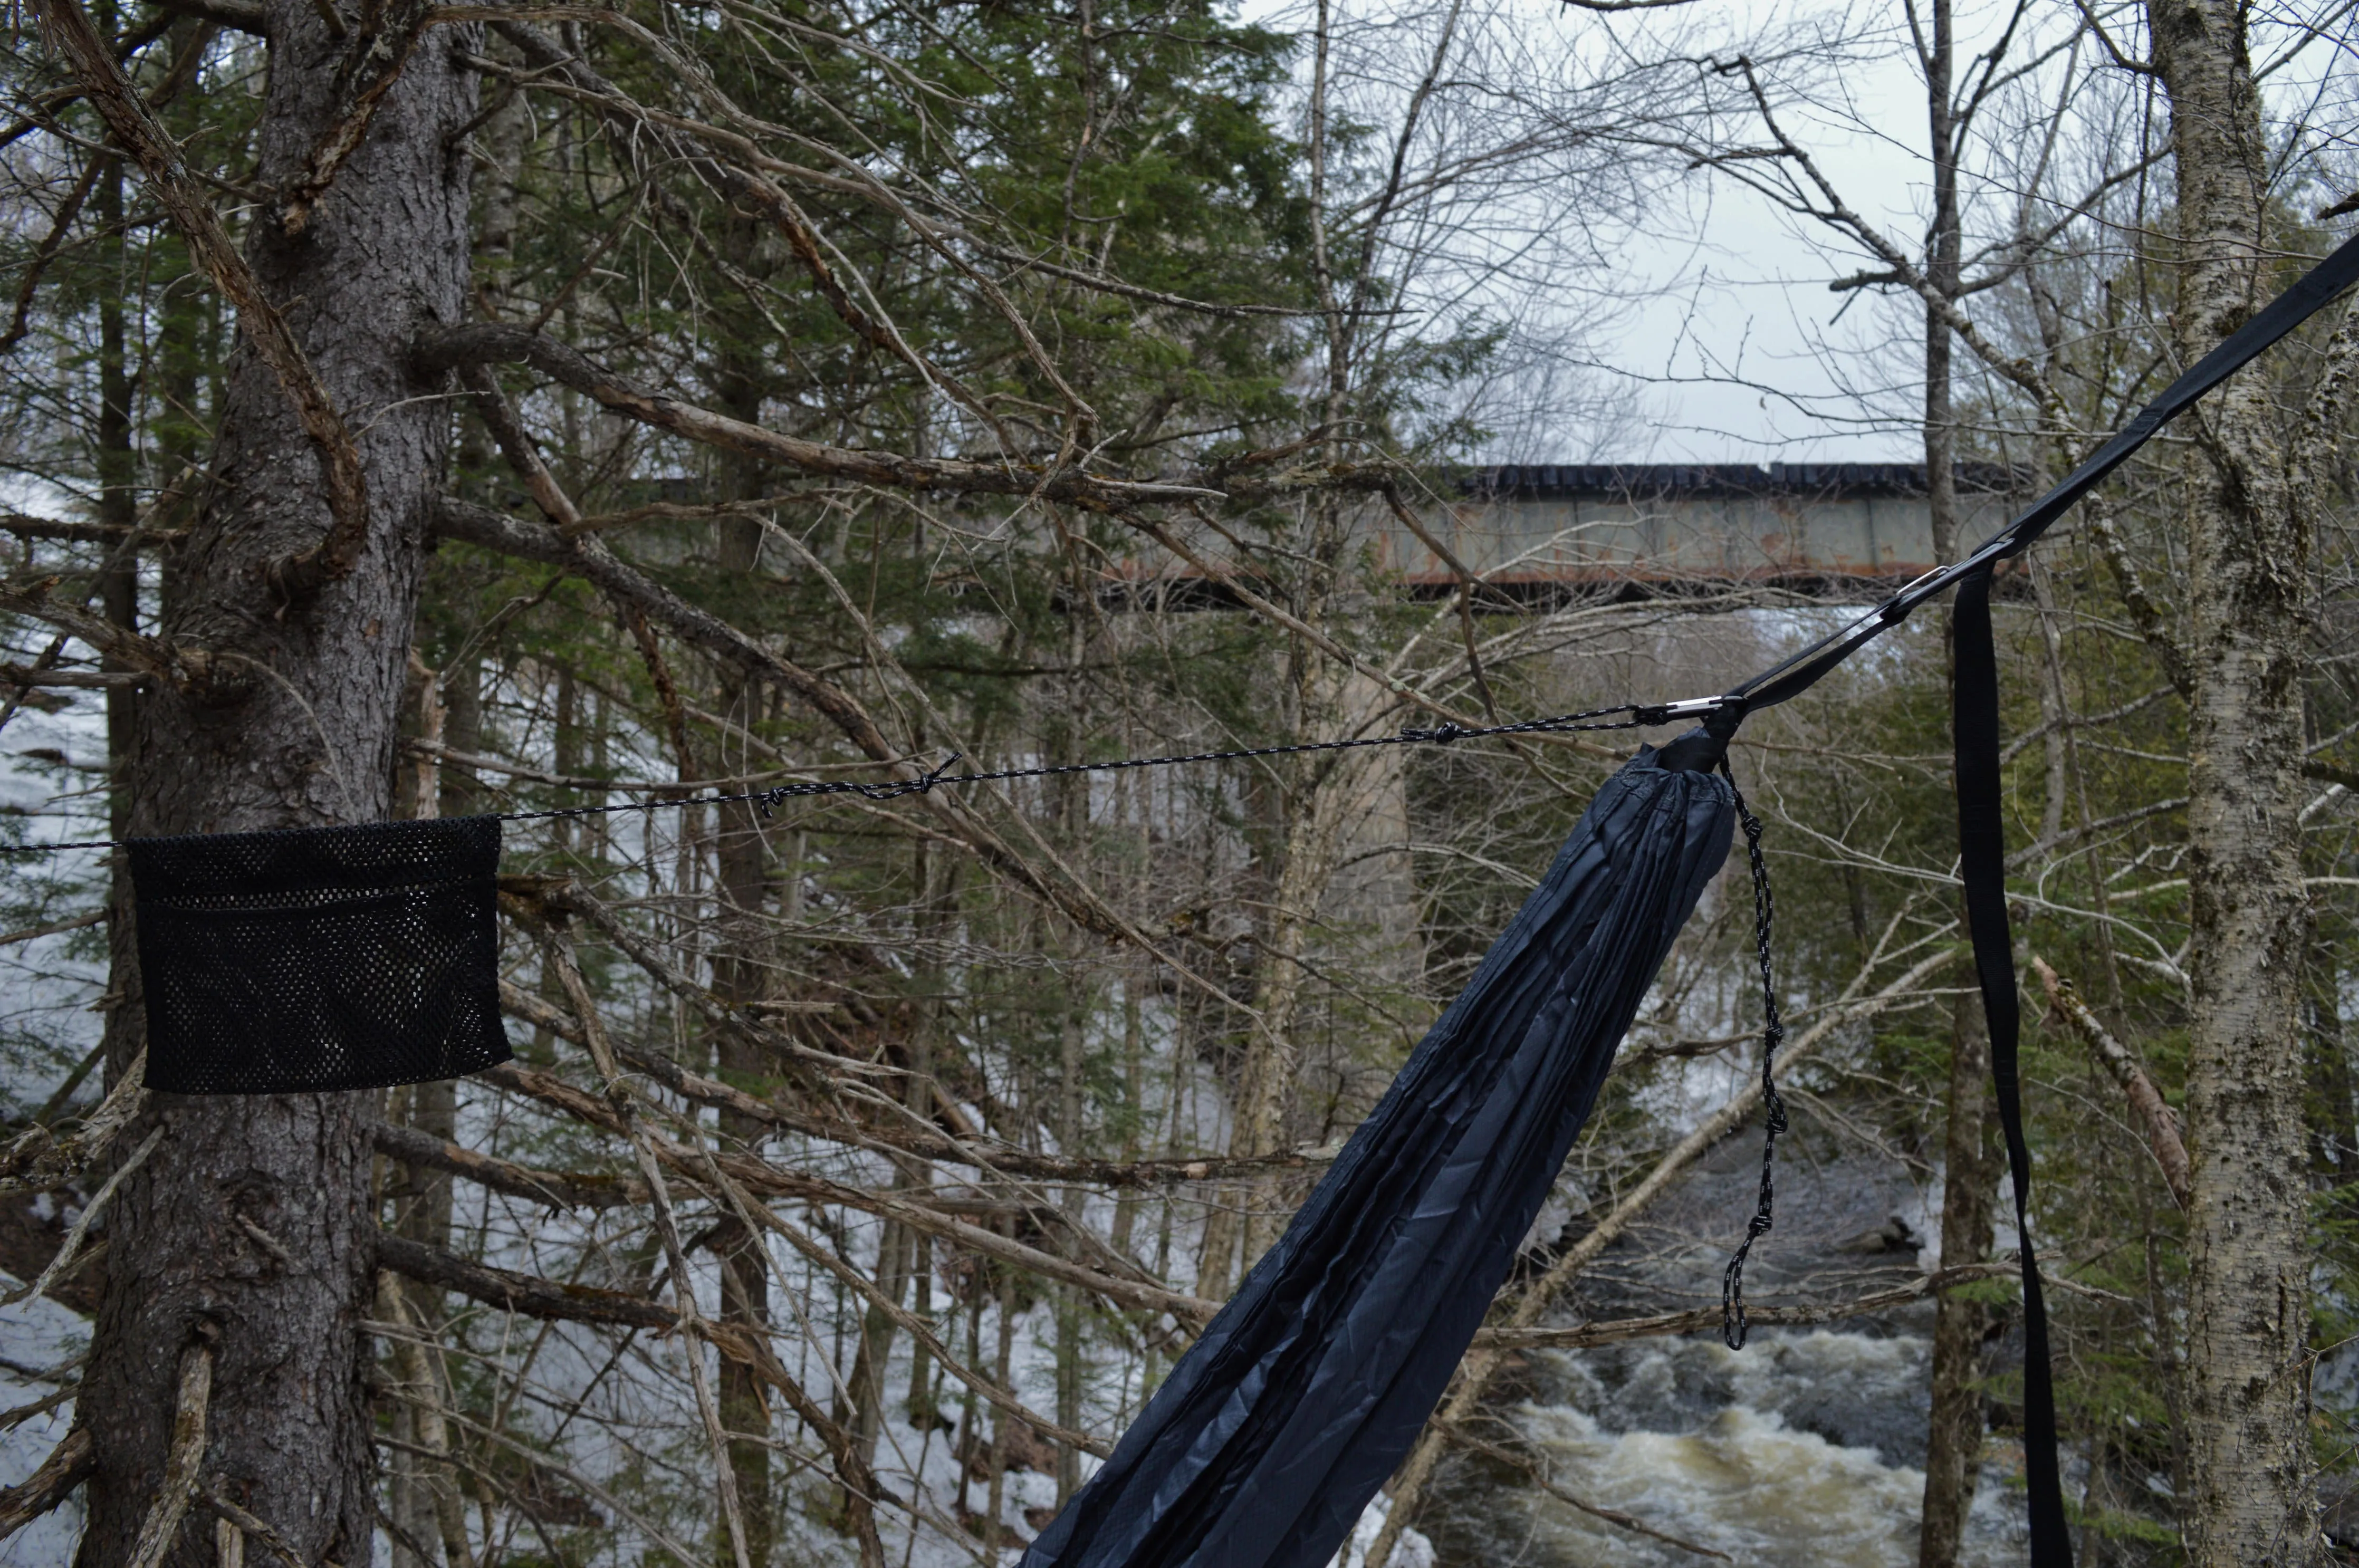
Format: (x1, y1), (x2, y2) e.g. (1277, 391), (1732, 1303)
(379, 1228), (886, 1566)
(1370, 936), (1961, 1564)
(199, 1490), (308, 1568)
(1475, 1264), (2013, 1350)
(0, 575), (227, 696)
(1, 512), (184, 546)
(127, 1332), (216, 1568)
(3, 1123), (162, 1307)
(277, 0), (438, 235)
(375, 1232), (677, 1330)
(1, 1047), (150, 1194)
(701, 1156), (1113, 1458)
(0, 910), (106, 947)
(2031, 955), (2190, 1207)
(416, 325), (1205, 513)
(535, 919), (755, 1568)
(469, 1055), (1220, 1322)
(1, 155), (103, 355)
(0, 1426), (93, 1541)
(370, 1121), (649, 1210)
(0, 663), (146, 688)
(152, 0), (265, 31)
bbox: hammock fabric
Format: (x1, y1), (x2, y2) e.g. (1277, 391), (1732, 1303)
(131, 816), (512, 1094)
(1020, 736), (1735, 1568)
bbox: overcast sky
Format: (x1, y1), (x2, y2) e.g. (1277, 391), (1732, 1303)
(1251, 0), (2357, 466)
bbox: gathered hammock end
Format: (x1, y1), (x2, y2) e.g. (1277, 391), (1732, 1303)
(1021, 739), (1735, 1568)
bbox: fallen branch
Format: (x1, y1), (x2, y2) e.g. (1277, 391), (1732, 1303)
(2031, 955), (2189, 1207)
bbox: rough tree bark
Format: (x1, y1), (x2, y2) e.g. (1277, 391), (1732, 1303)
(2146, 1), (2325, 1561)
(72, 0), (479, 1560)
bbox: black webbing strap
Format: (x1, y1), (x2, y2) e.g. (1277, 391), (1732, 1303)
(1954, 562), (2073, 1565)
(1718, 229), (2359, 720)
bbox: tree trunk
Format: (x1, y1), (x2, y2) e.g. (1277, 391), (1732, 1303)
(709, 507), (775, 1568)
(1913, 13), (1999, 1559)
(74, 2), (479, 1560)
(1921, 994), (1996, 1568)
(94, 142), (138, 840)
(2147, 3), (2323, 1562)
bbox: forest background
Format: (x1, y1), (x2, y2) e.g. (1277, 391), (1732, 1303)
(0, 0), (2355, 1563)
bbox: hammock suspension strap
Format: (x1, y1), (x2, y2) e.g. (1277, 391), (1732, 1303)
(1955, 561), (2074, 1564)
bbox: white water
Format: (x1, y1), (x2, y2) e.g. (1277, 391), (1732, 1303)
(1441, 1326), (2031, 1568)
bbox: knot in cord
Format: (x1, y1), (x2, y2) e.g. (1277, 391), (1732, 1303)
(853, 753), (963, 801)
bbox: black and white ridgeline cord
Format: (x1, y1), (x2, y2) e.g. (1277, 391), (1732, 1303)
(0, 701), (1674, 852)
(1718, 761), (1787, 1350)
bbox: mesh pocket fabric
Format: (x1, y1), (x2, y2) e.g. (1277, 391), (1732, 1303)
(130, 816), (513, 1094)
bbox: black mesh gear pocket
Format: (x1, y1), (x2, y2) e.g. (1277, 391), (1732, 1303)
(130, 816), (513, 1094)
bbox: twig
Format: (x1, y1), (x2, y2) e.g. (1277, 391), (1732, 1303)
(529, 919), (755, 1568)
(199, 1490), (306, 1568)
(2, 1123), (162, 1307)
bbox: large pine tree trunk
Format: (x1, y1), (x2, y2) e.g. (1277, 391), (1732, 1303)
(2146, 2), (2324, 1562)
(74, 3), (478, 1560)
